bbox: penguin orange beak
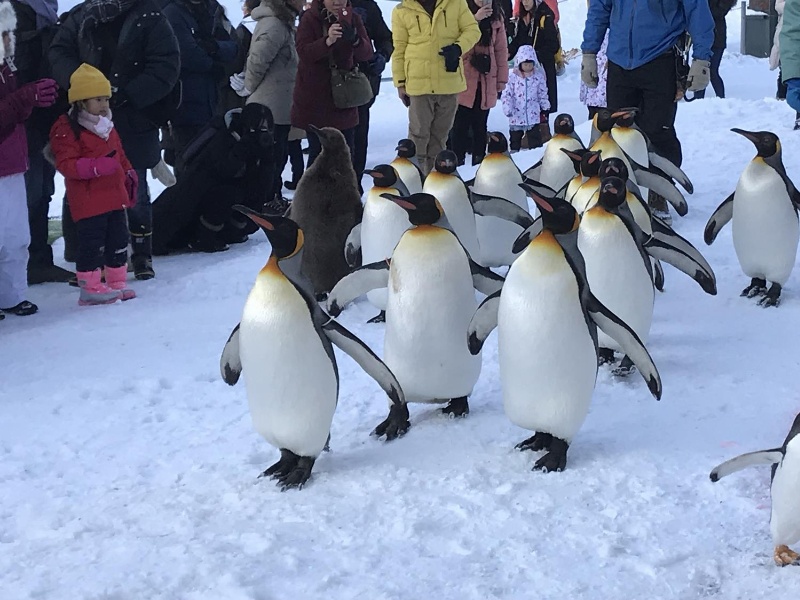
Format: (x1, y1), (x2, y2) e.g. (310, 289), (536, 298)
(731, 128), (759, 144)
(380, 193), (416, 211)
(233, 205), (274, 230)
(520, 184), (554, 213)
(611, 107), (638, 119)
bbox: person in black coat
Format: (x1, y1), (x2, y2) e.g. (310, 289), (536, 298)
(10, 0), (73, 284)
(351, 0), (392, 189)
(49, 0), (181, 280)
(508, 0), (558, 114)
(695, 0), (736, 99)
(152, 103), (275, 255)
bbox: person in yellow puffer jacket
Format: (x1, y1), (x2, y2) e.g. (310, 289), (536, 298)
(392, 0), (480, 175)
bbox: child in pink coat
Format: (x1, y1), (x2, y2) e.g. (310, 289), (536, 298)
(501, 44), (550, 152)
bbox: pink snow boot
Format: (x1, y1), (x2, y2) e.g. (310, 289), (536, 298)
(77, 270), (122, 306)
(104, 265), (136, 301)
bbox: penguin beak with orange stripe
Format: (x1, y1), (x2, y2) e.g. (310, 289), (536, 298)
(380, 192), (443, 226)
(732, 128), (781, 158)
(233, 205), (303, 259)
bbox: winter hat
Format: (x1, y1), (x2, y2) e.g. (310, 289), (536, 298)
(0, 0), (17, 62)
(68, 63), (112, 103)
(241, 102), (274, 133)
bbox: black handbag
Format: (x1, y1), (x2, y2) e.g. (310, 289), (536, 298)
(470, 52), (492, 75)
(329, 55), (374, 109)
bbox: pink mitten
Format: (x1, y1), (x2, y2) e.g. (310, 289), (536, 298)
(124, 170), (139, 206)
(75, 157), (121, 179)
(32, 79), (58, 107)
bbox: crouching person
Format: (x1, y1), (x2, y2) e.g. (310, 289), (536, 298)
(152, 102), (275, 255)
(49, 64), (137, 305)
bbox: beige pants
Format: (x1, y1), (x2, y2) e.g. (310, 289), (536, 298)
(407, 94), (459, 176)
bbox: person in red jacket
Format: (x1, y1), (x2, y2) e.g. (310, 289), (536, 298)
(50, 63), (138, 306)
(0, 0), (57, 320)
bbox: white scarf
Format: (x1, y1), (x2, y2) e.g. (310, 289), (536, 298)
(78, 109), (114, 141)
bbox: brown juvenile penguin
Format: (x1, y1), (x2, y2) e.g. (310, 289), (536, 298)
(287, 126), (363, 297)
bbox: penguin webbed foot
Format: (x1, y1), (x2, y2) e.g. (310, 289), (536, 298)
(533, 438), (569, 473)
(366, 311), (385, 324)
(515, 432), (553, 452)
(741, 278), (767, 299)
(774, 545), (800, 567)
(441, 396), (470, 418)
(276, 456), (316, 491)
(597, 347), (616, 366)
(612, 356), (637, 378)
(758, 284), (782, 308)
(260, 449), (300, 480)
(372, 403), (410, 441)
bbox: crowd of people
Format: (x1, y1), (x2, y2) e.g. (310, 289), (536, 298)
(0, 0), (799, 318)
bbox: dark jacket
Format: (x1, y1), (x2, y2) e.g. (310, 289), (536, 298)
(351, 0), (392, 95)
(709, 0), (736, 50)
(291, 0), (373, 131)
(162, 0), (238, 127)
(49, 0), (181, 169)
(509, 2), (559, 111)
(0, 62), (32, 177)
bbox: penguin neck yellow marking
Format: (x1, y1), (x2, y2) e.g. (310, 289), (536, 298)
(530, 229), (561, 251)
(287, 230), (304, 259)
(585, 205), (615, 220)
(260, 255), (284, 278)
(409, 224), (441, 235)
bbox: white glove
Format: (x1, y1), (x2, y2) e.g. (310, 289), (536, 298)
(229, 72), (247, 92)
(581, 53), (598, 88)
(150, 159), (176, 187)
(687, 59), (711, 92)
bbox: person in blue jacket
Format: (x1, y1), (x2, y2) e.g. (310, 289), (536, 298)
(580, 0), (714, 222)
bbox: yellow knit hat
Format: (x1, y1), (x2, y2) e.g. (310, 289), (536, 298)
(68, 63), (112, 104)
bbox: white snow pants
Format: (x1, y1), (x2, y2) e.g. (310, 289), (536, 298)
(0, 173), (31, 308)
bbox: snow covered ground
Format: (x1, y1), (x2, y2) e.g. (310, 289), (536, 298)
(4, 1), (800, 598)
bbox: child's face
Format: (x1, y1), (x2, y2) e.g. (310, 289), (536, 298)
(520, 61), (535, 74)
(83, 97), (110, 117)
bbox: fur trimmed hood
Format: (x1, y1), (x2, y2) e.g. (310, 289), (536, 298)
(0, 0), (17, 62)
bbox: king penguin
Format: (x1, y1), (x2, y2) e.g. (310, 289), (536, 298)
(705, 129), (800, 306)
(326, 193), (505, 429)
(343, 165), (411, 323)
(467, 187), (662, 472)
(220, 207), (406, 489)
(422, 150), (481, 260)
(710, 412), (800, 567)
(391, 139), (424, 195)
(523, 113), (585, 193)
(566, 149), (603, 212)
(471, 132), (532, 267)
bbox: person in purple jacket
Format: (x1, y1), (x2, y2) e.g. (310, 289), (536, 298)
(580, 0), (714, 222)
(0, 0), (57, 319)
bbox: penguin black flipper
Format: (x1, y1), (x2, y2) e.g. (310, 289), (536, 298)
(709, 448), (785, 482)
(629, 166), (689, 216)
(469, 260), (505, 296)
(644, 232), (717, 295)
(652, 259), (665, 292)
(220, 323), (242, 386)
(585, 294), (662, 400)
(770, 160), (800, 210)
(646, 152), (694, 194)
(326, 260), (390, 317)
(321, 319), (406, 408)
(344, 222), (362, 268)
(512, 217), (544, 254)
(522, 159), (543, 182)
(703, 192), (734, 245)
(470, 190), (536, 228)
(467, 291), (501, 355)
(520, 177), (559, 200)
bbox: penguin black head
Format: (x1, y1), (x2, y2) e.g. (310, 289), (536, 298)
(598, 157), (629, 181)
(611, 107), (638, 128)
(580, 149), (603, 177)
(380, 192), (443, 226)
(597, 177), (627, 211)
(395, 138), (417, 158)
(521, 185), (579, 235)
(487, 131), (509, 154)
(233, 205), (303, 259)
(561, 148), (590, 174)
(364, 164), (399, 188)
(433, 150), (459, 175)
(594, 108), (616, 133)
(731, 128), (781, 158)
(553, 113), (575, 135)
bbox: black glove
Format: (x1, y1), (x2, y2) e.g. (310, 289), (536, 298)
(439, 44), (462, 73)
(340, 22), (359, 45)
(197, 36), (219, 58)
(367, 53), (387, 76)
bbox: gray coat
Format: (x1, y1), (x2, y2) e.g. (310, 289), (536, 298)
(244, 0), (298, 125)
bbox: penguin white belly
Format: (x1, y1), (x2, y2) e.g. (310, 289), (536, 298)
(391, 159), (423, 195)
(361, 191), (411, 310)
(732, 163), (800, 285)
(579, 210), (654, 350)
(240, 274), (338, 457)
(611, 128), (649, 169)
(591, 136), (638, 186)
(423, 176), (481, 260)
(770, 440), (800, 546)
(498, 237), (598, 441)
(627, 194), (652, 235)
(573, 179), (600, 214)
(384, 227), (481, 402)
(538, 139), (584, 192)
(472, 156), (529, 267)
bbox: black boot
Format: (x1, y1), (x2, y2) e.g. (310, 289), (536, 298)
(131, 230), (155, 281)
(189, 217), (230, 253)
